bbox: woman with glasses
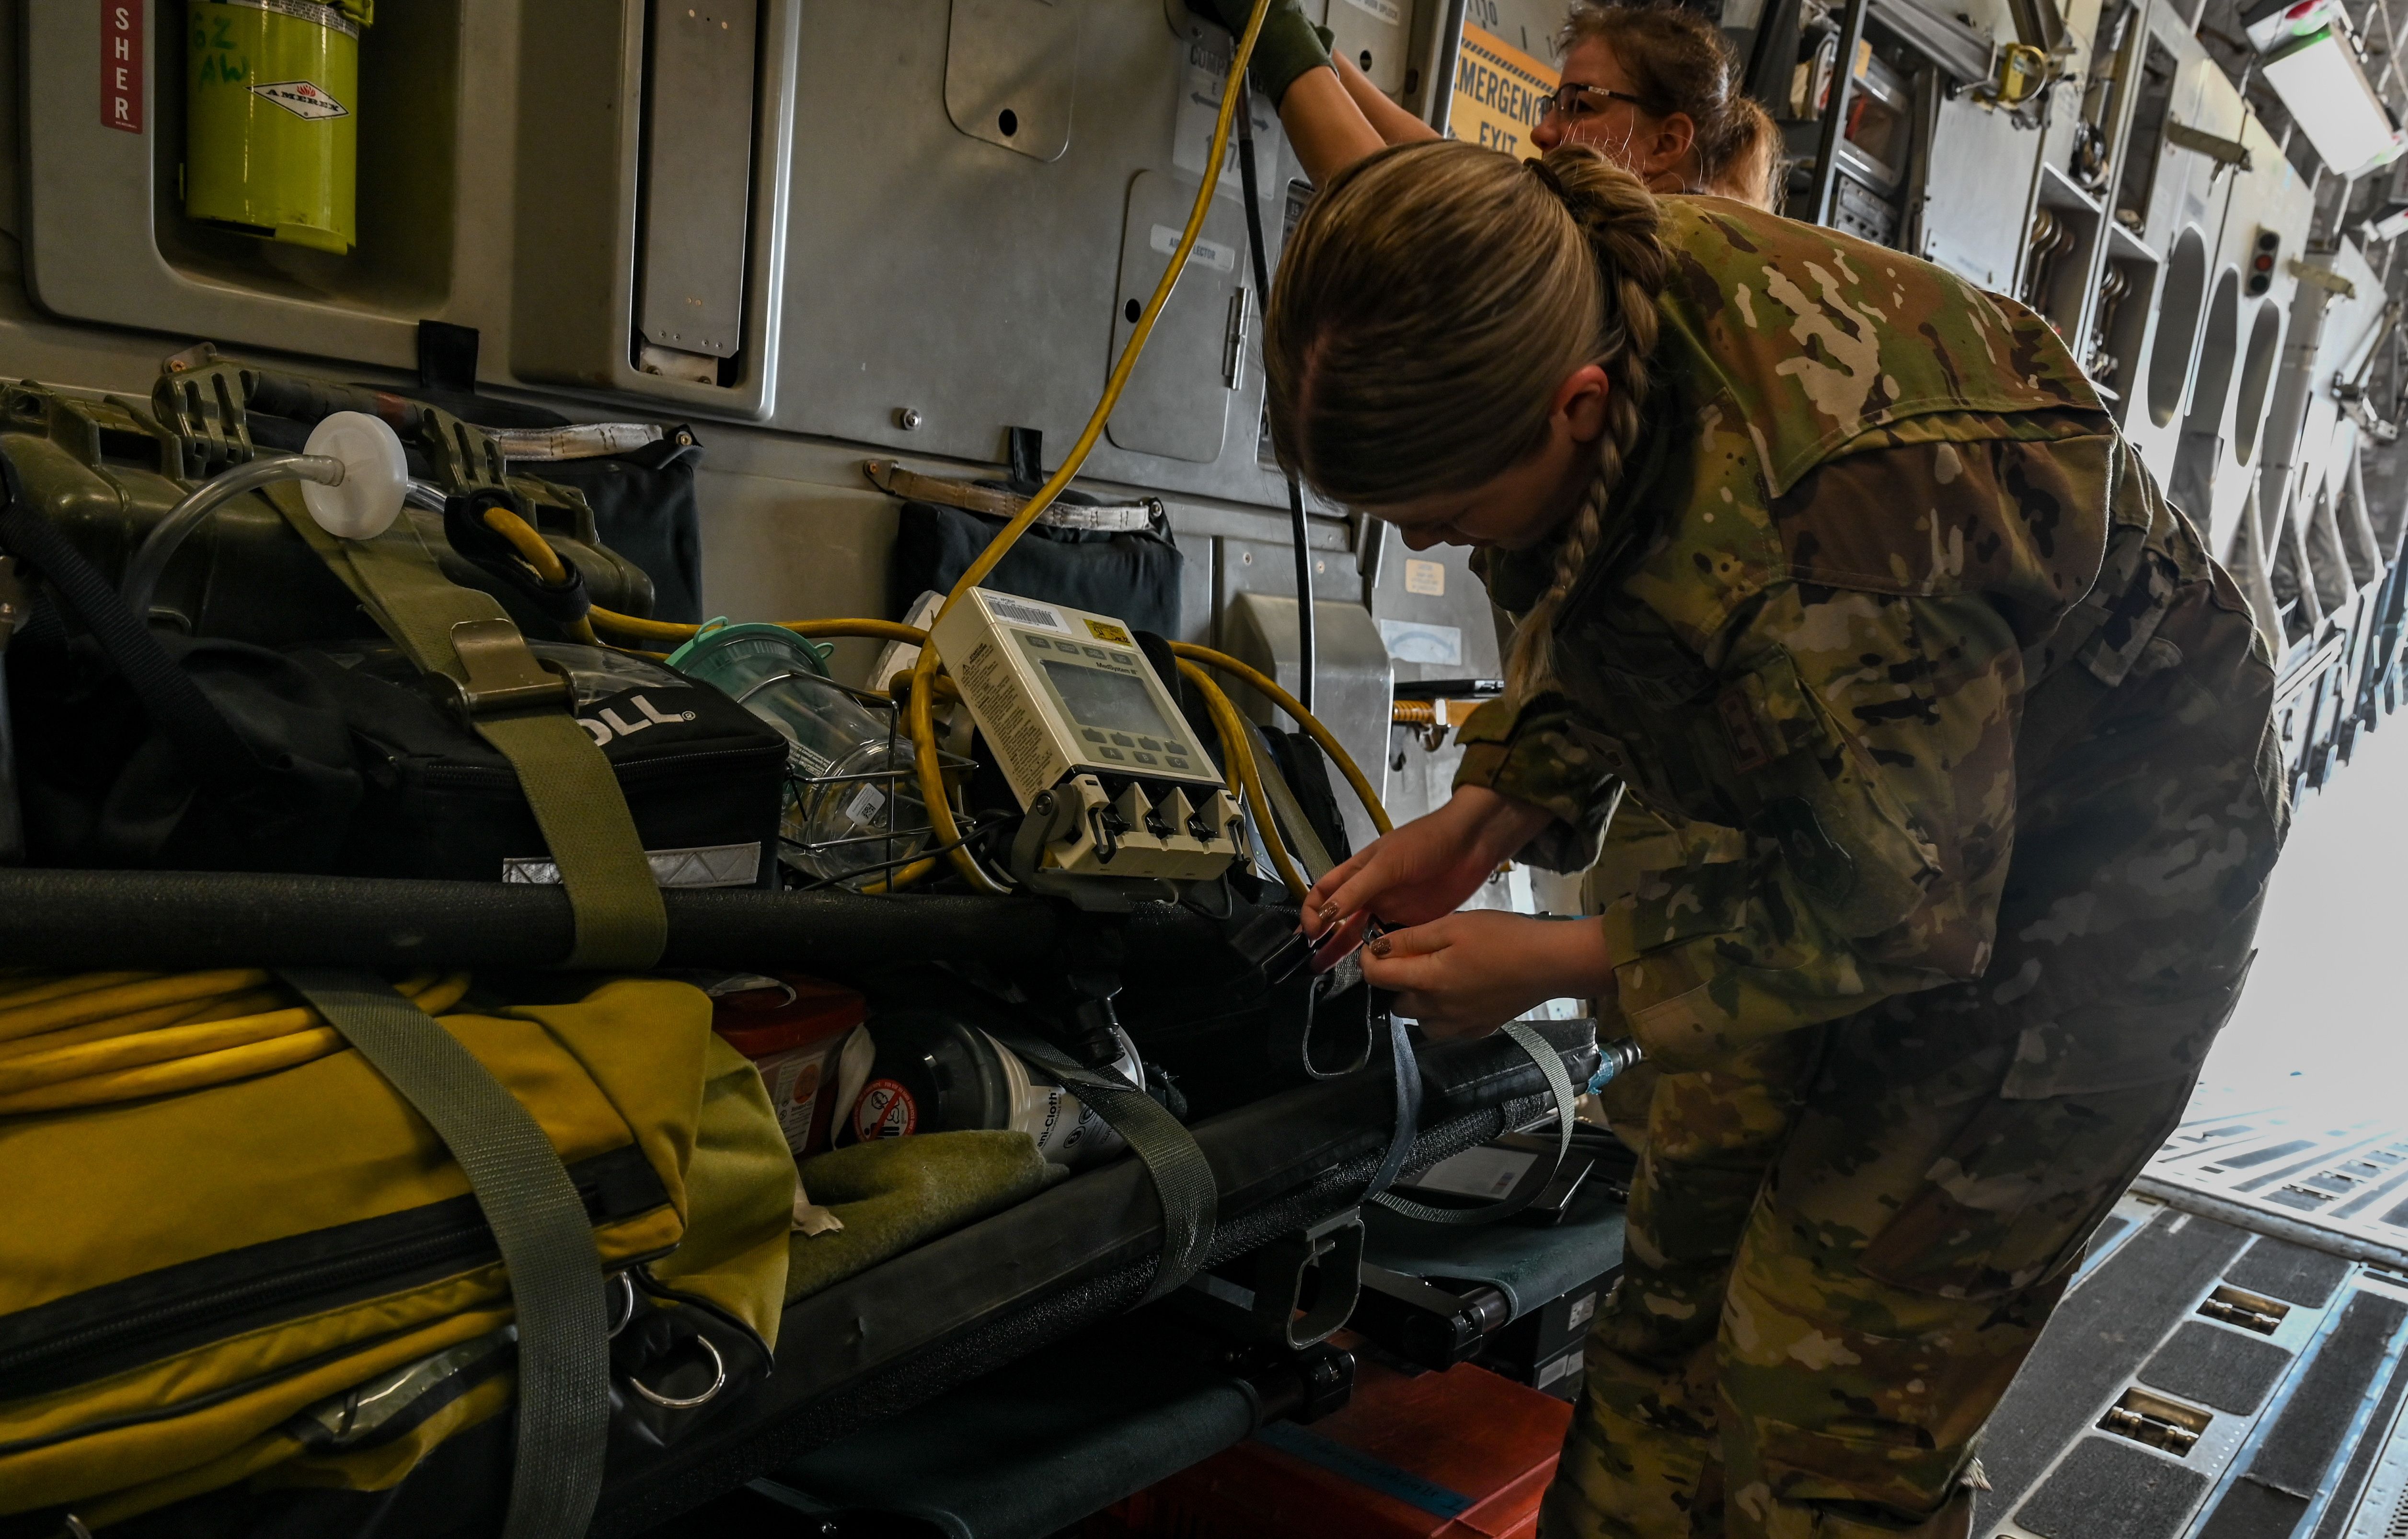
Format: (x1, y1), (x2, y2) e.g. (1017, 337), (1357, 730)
(1258, 137), (2285, 1538)
(1198, 0), (1776, 205)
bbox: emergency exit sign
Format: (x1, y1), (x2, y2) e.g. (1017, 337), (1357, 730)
(102, 0), (143, 134)
(1450, 25), (1554, 161)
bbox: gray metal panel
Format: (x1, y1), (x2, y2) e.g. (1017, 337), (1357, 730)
(945, 0), (1083, 163)
(20, 0), (441, 369)
(512, 0), (798, 418)
(637, 0), (760, 359)
(1918, 88), (2047, 292)
(1105, 172), (1248, 464)
(1326, 0), (1415, 97)
(776, 0), (1299, 509)
(1221, 593), (1393, 852)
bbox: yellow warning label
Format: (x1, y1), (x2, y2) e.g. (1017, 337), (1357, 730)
(1449, 25), (1557, 162)
(1084, 619), (1132, 644)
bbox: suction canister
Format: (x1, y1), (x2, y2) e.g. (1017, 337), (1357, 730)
(184, 0), (371, 253)
(666, 621), (932, 884)
(830, 1004), (1138, 1168)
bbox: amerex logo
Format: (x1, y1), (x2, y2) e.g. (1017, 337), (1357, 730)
(250, 80), (348, 121)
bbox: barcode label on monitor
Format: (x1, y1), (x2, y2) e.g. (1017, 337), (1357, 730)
(979, 592), (1071, 634)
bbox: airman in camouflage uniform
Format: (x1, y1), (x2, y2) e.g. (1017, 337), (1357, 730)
(1448, 196), (2289, 1537)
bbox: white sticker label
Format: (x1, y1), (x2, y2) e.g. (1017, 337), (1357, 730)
(1342, 0), (1403, 21)
(842, 782), (887, 827)
(1378, 618), (1464, 666)
(251, 80), (349, 120)
(1148, 224), (1238, 274)
(1567, 1289), (1598, 1331)
(1404, 558), (1446, 597)
(1536, 1348), (1582, 1388)
(980, 592), (1072, 633)
(1411, 1144), (1537, 1198)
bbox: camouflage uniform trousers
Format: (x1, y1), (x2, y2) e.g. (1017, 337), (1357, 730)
(1544, 561), (2285, 1539)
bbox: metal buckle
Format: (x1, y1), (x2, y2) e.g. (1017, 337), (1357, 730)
(441, 618), (570, 720)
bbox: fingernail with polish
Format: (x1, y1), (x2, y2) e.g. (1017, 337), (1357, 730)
(1368, 934), (1391, 957)
(1318, 902), (1340, 926)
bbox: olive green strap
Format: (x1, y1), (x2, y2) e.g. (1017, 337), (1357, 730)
(280, 968), (610, 1539)
(271, 486), (666, 969)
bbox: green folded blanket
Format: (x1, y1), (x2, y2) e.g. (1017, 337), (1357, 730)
(785, 1131), (1061, 1303)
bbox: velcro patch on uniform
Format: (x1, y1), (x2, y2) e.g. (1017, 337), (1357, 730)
(1719, 687), (1774, 772)
(1565, 722), (1638, 780)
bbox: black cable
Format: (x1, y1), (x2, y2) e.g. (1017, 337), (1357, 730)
(1234, 77), (1315, 713)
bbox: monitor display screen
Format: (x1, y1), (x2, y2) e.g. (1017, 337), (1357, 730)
(1042, 659), (1178, 742)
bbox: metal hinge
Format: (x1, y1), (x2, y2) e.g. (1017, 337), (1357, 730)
(1223, 286), (1252, 393)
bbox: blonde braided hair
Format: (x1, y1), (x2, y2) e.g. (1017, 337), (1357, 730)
(1262, 141), (1666, 698)
(1509, 151), (1665, 695)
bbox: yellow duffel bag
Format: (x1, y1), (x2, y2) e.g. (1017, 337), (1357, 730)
(0, 971), (794, 1530)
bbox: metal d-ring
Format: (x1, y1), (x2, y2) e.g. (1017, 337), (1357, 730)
(605, 1273), (638, 1339)
(626, 1333), (726, 1410)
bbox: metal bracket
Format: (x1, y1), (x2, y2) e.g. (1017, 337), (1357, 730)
(443, 619), (572, 719)
(1350, 1264), (1514, 1370)
(2165, 119), (2253, 171)
(1185, 1208), (1366, 1351)
(2289, 258), (2361, 299)
(860, 459), (1161, 531)
(151, 354), (514, 494)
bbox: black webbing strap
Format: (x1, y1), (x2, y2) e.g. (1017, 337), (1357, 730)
(1372, 1021), (1580, 1227)
(1232, 741), (1428, 1205)
(0, 484), (260, 800)
(280, 969), (609, 1539)
(993, 1032), (1218, 1301)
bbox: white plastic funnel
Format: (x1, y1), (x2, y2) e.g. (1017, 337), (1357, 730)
(301, 411), (409, 540)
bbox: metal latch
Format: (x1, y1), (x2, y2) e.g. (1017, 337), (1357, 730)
(442, 618), (570, 719)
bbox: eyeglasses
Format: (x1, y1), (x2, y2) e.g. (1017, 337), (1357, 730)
(1538, 81), (1659, 121)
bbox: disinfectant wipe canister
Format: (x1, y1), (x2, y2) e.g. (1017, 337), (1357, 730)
(184, 0), (371, 253)
(830, 1005), (1135, 1167)
(708, 974), (868, 1159)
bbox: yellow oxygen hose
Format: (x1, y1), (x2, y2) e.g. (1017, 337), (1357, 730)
(1177, 658), (1308, 899)
(0, 970), (472, 1115)
(1172, 643), (1392, 838)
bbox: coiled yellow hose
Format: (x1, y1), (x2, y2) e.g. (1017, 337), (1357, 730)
(0, 971), (472, 1115)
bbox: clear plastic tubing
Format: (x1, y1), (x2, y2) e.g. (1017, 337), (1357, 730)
(121, 453), (347, 620)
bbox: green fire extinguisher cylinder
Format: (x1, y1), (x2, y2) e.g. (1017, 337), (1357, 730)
(184, 0), (373, 254)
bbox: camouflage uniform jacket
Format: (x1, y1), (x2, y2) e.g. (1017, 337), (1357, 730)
(1456, 195), (2280, 1071)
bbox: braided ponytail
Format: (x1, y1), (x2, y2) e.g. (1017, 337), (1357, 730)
(1505, 149), (1666, 697)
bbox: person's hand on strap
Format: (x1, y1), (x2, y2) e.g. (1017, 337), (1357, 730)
(1358, 910), (1614, 1040)
(1191, 0), (1333, 107)
(1301, 785), (1553, 967)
